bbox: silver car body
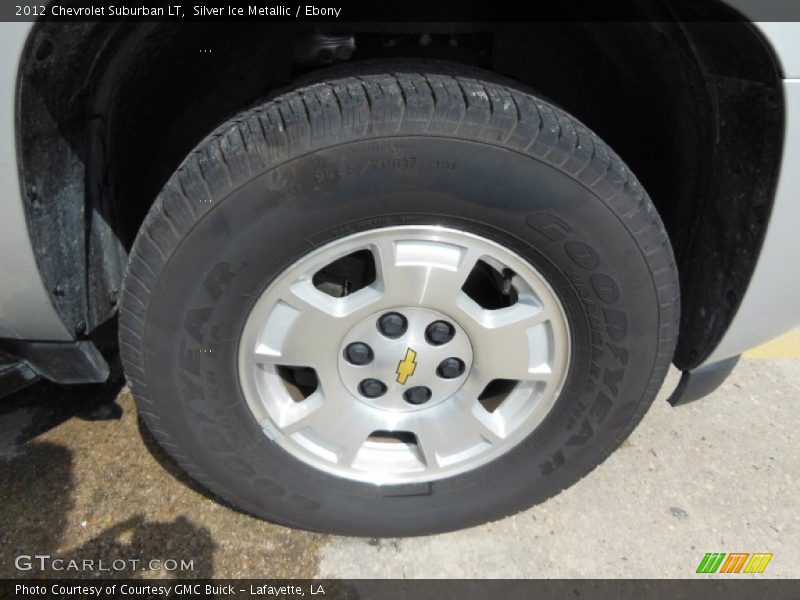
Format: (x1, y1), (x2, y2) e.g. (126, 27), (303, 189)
(0, 23), (71, 341)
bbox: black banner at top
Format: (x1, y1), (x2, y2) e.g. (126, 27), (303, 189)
(4, 0), (800, 23)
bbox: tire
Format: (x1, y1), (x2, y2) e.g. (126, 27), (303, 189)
(119, 64), (679, 536)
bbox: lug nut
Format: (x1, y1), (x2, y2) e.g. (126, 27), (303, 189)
(425, 320), (455, 345)
(359, 378), (387, 398)
(437, 357), (466, 379)
(377, 312), (407, 338)
(344, 342), (373, 365)
(404, 386), (432, 405)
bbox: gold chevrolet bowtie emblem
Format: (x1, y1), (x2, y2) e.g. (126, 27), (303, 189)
(396, 348), (417, 385)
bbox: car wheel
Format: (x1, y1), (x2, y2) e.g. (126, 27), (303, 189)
(119, 65), (679, 536)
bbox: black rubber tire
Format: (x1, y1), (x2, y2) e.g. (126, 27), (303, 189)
(119, 64), (679, 536)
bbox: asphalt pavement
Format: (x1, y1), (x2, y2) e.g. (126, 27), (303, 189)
(1, 331), (798, 579)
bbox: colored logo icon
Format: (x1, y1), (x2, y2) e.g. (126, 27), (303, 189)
(396, 348), (418, 385)
(696, 553), (773, 574)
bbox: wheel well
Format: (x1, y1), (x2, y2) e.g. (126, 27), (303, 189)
(16, 6), (783, 369)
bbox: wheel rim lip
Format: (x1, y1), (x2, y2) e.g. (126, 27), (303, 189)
(237, 225), (571, 484)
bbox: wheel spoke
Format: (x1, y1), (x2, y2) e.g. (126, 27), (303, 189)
(371, 236), (482, 310)
(410, 406), (501, 469)
(252, 279), (382, 371)
(280, 387), (377, 468)
(458, 295), (556, 383)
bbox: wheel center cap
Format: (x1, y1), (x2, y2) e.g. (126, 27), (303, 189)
(338, 307), (474, 411)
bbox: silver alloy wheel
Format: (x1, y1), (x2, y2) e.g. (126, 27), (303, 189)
(238, 226), (571, 484)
